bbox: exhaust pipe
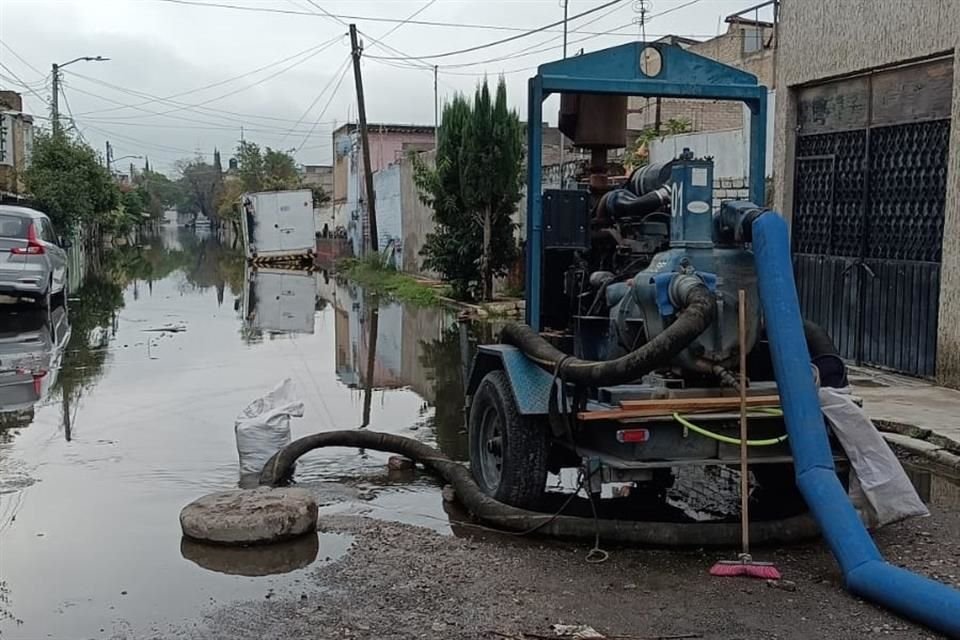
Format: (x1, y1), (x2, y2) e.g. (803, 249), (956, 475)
(750, 211), (960, 637)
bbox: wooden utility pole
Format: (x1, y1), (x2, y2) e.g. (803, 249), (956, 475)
(51, 63), (61, 135)
(433, 65), (438, 150)
(349, 24), (379, 254)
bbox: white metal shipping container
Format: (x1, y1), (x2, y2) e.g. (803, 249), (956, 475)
(241, 189), (316, 260)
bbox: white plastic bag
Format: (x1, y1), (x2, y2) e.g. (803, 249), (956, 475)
(235, 378), (304, 475)
(819, 386), (929, 528)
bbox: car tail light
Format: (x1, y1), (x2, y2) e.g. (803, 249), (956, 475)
(33, 371), (47, 395)
(616, 428), (650, 443)
(11, 223), (45, 255)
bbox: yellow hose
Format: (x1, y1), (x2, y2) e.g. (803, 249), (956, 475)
(672, 410), (788, 447)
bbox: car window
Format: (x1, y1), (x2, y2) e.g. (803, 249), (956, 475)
(38, 219), (57, 244)
(0, 214), (30, 239)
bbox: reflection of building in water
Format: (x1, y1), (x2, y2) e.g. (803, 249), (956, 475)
(331, 283), (455, 394)
(329, 282), (468, 459)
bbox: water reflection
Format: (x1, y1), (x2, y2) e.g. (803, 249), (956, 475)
(180, 533), (319, 577)
(0, 225), (483, 638)
(0, 304), (71, 431)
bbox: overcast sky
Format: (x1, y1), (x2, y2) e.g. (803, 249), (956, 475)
(0, 0), (762, 173)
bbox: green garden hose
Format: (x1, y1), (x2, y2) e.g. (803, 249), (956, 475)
(672, 410), (788, 447)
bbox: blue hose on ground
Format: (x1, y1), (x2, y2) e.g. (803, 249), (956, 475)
(751, 211), (960, 637)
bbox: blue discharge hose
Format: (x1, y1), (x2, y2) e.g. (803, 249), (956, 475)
(751, 211), (960, 637)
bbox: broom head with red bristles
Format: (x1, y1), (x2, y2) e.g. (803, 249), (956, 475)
(709, 553), (782, 580)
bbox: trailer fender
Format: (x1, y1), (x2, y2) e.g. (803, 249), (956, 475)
(465, 345), (555, 415)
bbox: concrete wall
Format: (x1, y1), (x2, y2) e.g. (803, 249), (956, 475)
(399, 152), (439, 277)
(373, 164), (402, 266)
(773, 0), (960, 387)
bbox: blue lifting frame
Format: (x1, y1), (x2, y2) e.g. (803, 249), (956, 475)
(525, 42), (768, 329)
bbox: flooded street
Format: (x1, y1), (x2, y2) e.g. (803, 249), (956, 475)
(0, 227), (468, 638)
(1, 228), (959, 640)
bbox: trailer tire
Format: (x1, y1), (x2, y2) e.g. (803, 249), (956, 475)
(468, 370), (547, 509)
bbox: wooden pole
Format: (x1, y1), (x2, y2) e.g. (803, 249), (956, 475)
(349, 24), (378, 254)
(738, 288), (750, 555)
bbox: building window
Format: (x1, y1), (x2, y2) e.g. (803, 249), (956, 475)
(742, 26), (763, 54)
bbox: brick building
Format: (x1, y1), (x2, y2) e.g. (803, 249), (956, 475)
(627, 16), (776, 133)
(0, 91), (35, 195)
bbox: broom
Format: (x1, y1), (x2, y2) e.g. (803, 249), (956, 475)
(709, 289), (782, 580)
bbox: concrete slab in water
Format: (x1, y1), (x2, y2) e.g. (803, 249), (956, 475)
(180, 487), (318, 545)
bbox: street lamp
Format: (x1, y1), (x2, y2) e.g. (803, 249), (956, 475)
(51, 55), (109, 134)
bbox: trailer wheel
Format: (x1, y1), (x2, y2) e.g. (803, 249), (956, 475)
(468, 370), (548, 509)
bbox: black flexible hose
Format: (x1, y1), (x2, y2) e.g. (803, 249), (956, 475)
(803, 319), (848, 387)
(501, 283), (716, 386)
(601, 188), (668, 220)
(259, 429), (818, 546)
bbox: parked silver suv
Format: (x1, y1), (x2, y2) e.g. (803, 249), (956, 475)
(0, 205), (68, 307)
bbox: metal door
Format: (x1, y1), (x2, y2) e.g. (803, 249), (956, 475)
(792, 58), (952, 377)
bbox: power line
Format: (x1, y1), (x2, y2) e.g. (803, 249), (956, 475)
(278, 55), (351, 145)
(0, 60), (50, 109)
(303, 0), (349, 27)
(295, 63), (350, 153)
(0, 41), (45, 77)
(69, 35), (343, 121)
(78, 120), (216, 157)
(58, 85), (88, 143)
(365, 0), (627, 71)
(365, 0), (625, 61)
(372, 0), (438, 45)
(62, 71), (342, 130)
(74, 34), (345, 118)
(148, 0), (698, 38)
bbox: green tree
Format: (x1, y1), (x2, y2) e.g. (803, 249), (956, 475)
(233, 141), (301, 192)
(176, 156), (222, 224)
(23, 132), (120, 235)
(414, 78), (521, 300)
(135, 168), (183, 220)
(262, 147), (300, 190)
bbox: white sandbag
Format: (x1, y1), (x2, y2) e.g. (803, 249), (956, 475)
(819, 386), (929, 528)
(235, 379), (304, 475)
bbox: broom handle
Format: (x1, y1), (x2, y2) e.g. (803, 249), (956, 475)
(738, 289), (749, 556)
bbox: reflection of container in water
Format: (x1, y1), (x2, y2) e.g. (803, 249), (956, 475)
(243, 266), (317, 335)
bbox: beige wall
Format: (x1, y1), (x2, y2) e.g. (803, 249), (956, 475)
(773, 0), (960, 387)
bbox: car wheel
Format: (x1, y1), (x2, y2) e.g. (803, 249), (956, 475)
(468, 370), (548, 509)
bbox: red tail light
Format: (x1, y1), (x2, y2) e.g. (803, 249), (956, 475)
(11, 223), (45, 255)
(616, 428), (651, 443)
(32, 371), (48, 395)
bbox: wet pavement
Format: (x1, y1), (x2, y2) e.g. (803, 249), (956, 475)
(0, 227), (469, 638)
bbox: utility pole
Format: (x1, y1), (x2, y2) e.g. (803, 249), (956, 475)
(557, 0), (569, 187)
(349, 23), (378, 255)
(105, 140), (113, 172)
(51, 63), (60, 135)
(433, 65), (439, 150)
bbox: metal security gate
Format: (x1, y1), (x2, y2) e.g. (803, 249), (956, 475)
(792, 57), (953, 377)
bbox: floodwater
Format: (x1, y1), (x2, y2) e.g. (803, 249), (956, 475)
(0, 227), (471, 638)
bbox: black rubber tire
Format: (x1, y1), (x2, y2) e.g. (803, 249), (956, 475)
(468, 370), (548, 509)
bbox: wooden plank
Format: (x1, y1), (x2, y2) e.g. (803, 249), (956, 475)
(618, 394), (780, 411)
(578, 395), (782, 422)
